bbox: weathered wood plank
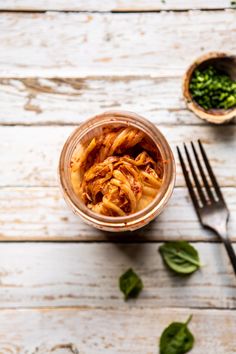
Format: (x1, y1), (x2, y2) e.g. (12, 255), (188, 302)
(0, 11), (235, 76)
(0, 125), (235, 187)
(0, 0), (231, 11)
(0, 76), (202, 125)
(0, 307), (235, 353)
(0, 243), (235, 309)
(0, 187), (235, 241)
(3, 76), (235, 126)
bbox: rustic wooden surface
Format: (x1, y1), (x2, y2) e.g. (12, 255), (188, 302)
(0, 2), (236, 353)
(1, 187), (236, 241)
(1, 76), (236, 126)
(0, 11), (235, 77)
(0, 243), (235, 309)
(0, 0), (233, 11)
(0, 77), (205, 125)
(0, 308), (235, 354)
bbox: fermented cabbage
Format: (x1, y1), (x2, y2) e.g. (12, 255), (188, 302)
(70, 127), (163, 216)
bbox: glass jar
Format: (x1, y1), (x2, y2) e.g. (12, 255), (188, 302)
(59, 111), (176, 232)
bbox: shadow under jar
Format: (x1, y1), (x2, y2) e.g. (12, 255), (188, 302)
(59, 111), (175, 232)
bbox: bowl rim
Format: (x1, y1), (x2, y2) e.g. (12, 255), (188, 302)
(182, 52), (236, 124)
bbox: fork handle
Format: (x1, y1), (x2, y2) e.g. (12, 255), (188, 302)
(223, 238), (236, 276)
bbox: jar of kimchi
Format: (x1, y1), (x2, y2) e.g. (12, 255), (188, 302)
(59, 111), (175, 232)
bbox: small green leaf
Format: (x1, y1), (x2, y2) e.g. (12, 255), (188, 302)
(119, 268), (143, 300)
(160, 315), (194, 354)
(159, 241), (201, 274)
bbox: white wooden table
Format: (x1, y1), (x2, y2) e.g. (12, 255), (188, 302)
(0, 1), (236, 353)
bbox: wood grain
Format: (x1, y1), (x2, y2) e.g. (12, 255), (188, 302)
(0, 187), (235, 241)
(0, 242), (235, 309)
(0, 3), (235, 351)
(0, 307), (235, 353)
(0, 11), (235, 77)
(0, 0), (231, 11)
(0, 125), (235, 187)
(0, 76), (202, 125)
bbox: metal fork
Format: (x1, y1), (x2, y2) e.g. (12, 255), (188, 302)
(177, 140), (236, 276)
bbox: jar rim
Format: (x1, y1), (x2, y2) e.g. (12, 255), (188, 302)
(59, 111), (176, 230)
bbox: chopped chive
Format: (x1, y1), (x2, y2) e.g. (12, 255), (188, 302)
(189, 65), (236, 110)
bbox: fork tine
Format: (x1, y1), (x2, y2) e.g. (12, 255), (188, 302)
(191, 141), (215, 202)
(184, 143), (207, 205)
(198, 140), (225, 202)
(177, 147), (200, 216)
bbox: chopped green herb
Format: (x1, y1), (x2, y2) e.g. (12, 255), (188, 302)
(119, 268), (143, 300)
(159, 241), (201, 275)
(161, 0), (166, 3)
(189, 65), (236, 110)
(160, 315), (194, 354)
(231, 1), (236, 7)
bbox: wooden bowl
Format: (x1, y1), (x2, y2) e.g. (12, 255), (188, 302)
(183, 52), (236, 124)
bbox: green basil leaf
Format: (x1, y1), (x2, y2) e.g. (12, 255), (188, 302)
(159, 241), (201, 274)
(119, 268), (143, 300)
(160, 315), (194, 354)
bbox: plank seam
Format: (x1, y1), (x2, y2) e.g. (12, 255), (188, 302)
(0, 305), (234, 311)
(0, 240), (234, 244)
(0, 9), (232, 14)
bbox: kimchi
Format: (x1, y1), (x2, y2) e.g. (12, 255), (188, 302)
(70, 126), (164, 216)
